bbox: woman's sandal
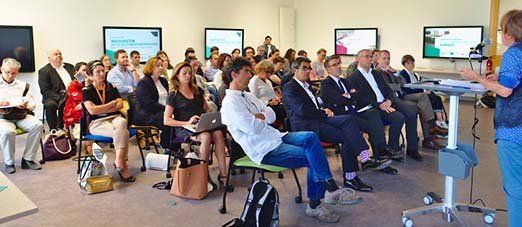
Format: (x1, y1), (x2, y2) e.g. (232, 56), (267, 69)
(113, 163), (136, 182)
(217, 175), (234, 192)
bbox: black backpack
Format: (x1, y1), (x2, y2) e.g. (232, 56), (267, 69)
(223, 178), (280, 227)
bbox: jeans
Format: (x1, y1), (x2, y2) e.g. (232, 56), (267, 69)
(261, 131), (333, 200)
(496, 139), (522, 227)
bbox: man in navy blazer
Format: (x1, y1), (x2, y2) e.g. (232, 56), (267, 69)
(348, 49), (422, 161)
(283, 57), (391, 192)
(320, 55), (402, 175)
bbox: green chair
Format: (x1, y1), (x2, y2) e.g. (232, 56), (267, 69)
(219, 139), (302, 214)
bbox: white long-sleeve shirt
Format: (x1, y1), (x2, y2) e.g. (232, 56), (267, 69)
(248, 75), (276, 105)
(0, 79), (36, 111)
(221, 89), (286, 164)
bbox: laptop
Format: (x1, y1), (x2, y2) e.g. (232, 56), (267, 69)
(182, 112), (225, 134)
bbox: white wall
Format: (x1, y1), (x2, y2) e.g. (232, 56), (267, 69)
(294, 0), (490, 71)
(1, 0), (292, 113)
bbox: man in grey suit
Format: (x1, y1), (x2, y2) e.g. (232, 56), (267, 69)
(38, 49), (74, 130)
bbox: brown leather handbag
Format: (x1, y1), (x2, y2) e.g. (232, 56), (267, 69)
(170, 159), (208, 200)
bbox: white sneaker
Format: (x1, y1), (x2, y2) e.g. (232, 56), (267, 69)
(305, 204), (340, 223)
(436, 120), (449, 129)
(324, 187), (363, 205)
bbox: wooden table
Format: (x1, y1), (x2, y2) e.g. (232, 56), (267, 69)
(0, 171), (38, 224)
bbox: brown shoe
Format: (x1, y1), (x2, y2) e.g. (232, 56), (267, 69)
(430, 125), (448, 136)
(422, 138), (445, 150)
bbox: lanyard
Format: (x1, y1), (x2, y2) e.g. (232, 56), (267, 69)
(93, 83), (106, 104)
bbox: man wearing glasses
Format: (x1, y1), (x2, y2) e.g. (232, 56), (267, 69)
(283, 57), (391, 192)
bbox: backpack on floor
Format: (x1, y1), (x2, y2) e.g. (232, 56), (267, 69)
(223, 178), (279, 227)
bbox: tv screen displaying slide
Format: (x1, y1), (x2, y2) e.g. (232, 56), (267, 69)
(335, 28), (378, 56)
(205, 28), (244, 59)
(103, 26), (162, 64)
(423, 26), (483, 59)
(0, 26), (35, 72)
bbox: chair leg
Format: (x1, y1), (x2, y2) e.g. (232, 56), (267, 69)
(77, 137), (83, 174)
(136, 132), (147, 172)
(39, 138), (46, 164)
(292, 169), (303, 204)
(219, 156), (234, 214)
(150, 130), (159, 154)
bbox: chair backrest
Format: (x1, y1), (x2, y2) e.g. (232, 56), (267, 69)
(80, 102), (90, 137)
(228, 139), (247, 163)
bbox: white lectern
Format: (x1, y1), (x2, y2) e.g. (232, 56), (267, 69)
(401, 81), (496, 227)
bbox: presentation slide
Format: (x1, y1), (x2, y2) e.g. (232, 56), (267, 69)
(205, 29), (244, 59)
(423, 26), (482, 59)
(335, 29), (377, 56)
(104, 27), (162, 64)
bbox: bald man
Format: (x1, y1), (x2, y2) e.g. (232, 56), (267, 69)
(38, 49), (74, 129)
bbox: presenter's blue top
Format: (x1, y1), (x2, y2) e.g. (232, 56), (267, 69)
(495, 41), (522, 145)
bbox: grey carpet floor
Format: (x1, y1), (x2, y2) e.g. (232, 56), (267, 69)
(1, 102), (508, 227)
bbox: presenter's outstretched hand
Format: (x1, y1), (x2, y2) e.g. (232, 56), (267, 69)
(460, 68), (479, 81)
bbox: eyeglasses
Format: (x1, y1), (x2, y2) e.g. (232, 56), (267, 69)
(328, 62), (342, 67)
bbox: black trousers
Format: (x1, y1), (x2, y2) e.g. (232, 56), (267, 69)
(44, 98), (64, 130)
(355, 108), (389, 157)
(392, 100), (419, 153)
(313, 115), (369, 173)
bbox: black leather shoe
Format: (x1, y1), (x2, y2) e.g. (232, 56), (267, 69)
(362, 158), (392, 170)
(422, 138), (445, 150)
(21, 159), (42, 170)
(344, 176), (373, 192)
(382, 147), (403, 160)
(5, 164), (16, 174)
(407, 152), (423, 161)
(379, 166), (399, 175)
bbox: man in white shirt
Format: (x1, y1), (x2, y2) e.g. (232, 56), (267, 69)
(1, 58), (43, 174)
(221, 57), (361, 223)
(129, 50), (145, 79)
(38, 49), (75, 130)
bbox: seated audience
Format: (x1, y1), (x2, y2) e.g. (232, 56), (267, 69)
(185, 56), (218, 112)
(399, 54), (448, 129)
(163, 62), (228, 188)
(38, 48), (75, 130)
(156, 50), (174, 79)
(107, 49), (139, 98)
(204, 54), (220, 82)
(268, 48), (280, 59)
(0, 58), (43, 174)
(206, 46), (219, 68)
(254, 45), (267, 63)
(311, 48), (327, 80)
(268, 56), (285, 86)
(248, 60), (286, 124)
(134, 57), (170, 148)
(129, 50), (145, 79)
(100, 54), (112, 73)
(213, 53), (232, 90)
(371, 49), (380, 69)
(184, 47), (204, 76)
(63, 62), (93, 154)
(222, 57), (361, 223)
(320, 55), (402, 175)
(82, 60), (135, 182)
(348, 49), (423, 161)
(376, 50), (446, 149)
(242, 46), (255, 59)
(282, 48), (296, 74)
(231, 48), (241, 59)
(297, 49), (308, 58)
(283, 57), (391, 192)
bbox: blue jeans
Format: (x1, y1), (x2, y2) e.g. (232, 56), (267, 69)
(261, 131), (333, 200)
(496, 139), (522, 227)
